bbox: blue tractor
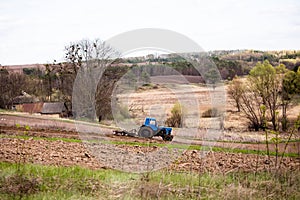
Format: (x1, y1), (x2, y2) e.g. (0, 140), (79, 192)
(113, 117), (173, 141)
(138, 117), (173, 141)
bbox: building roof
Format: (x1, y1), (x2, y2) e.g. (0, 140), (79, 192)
(12, 92), (39, 104)
(41, 102), (67, 114)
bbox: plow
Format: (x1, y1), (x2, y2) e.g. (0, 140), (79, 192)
(113, 117), (174, 141)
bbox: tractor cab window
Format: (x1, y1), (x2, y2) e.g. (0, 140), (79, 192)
(149, 120), (157, 126)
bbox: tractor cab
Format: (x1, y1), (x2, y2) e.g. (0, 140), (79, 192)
(143, 117), (159, 131)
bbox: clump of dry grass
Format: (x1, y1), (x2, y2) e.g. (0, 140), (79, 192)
(202, 107), (222, 118)
(0, 174), (40, 198)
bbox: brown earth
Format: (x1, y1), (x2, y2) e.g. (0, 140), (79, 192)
(0, 136), (299, 173)
(1, 114), (299, 155)
(0, 138), (102, 170)
(0, 114), (299, 173)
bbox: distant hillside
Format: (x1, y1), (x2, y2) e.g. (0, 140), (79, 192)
(209, 49), (300, 71)
(3, 49), (300, 75)
(3, 64), (46, 73)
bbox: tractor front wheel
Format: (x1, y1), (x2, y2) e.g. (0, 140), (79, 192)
(138, 126), (154, 138)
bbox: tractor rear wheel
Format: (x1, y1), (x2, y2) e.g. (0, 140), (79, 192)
(163, 135), (173, 141)
(138, 126), (154, 138)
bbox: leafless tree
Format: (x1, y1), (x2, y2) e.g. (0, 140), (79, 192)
(0, 67), (10, 108)
(228, 76), (243, 112)
(68, 38), (120, 120)
(239, 81), (264, 131)
(0, 68), (26, 109)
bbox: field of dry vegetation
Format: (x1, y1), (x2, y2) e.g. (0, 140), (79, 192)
(0, 78), (299, 199)
(1, 50), (300, 198)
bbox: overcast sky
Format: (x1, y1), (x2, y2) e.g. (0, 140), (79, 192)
(0, 0), (299, 65)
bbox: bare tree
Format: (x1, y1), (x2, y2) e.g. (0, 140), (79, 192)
(68, 38), (120, 120)
(228, 76), (243, 112)
(44, 63), (58, 101)
(239, 81), (264, 131)
(65, 39), (119, 70)
(0, 68), (26, 109)
(0, 67), (10, 108)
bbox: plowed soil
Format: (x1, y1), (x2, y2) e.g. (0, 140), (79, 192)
(0, 114), (299, 173)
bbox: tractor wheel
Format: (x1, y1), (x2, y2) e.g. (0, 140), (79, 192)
(138, 126), (154, 138)
(163, 135), (173, 141)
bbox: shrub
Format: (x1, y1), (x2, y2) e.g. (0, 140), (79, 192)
(202, 108), (221, 118)
(166, 102), (182, 128)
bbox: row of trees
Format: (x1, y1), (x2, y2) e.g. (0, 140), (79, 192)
(0, 68), (26, 109)
(166, 57), (244, 81)
(0, 61), (78, 110)
(228, 60), (300, 131)
(0, 39), (122, 120)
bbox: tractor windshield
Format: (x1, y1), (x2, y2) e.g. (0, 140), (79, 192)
(149, 120), (157, 126)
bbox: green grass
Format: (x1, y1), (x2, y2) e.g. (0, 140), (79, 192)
(0, 134), (82, 143)
(103, 140), (299, 158)
(180, 135), (300, 144)
(1, 132), (298, 158)
(187, 144), (299, 157)
(0, 109), (8, 113)
(0, 162), (299, 199)
(0, 162), (138, 200)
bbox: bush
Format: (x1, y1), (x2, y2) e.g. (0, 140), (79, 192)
(113, 104), (131, 121)
(166, 103), (182, 128)
(202, 108), (221, 118)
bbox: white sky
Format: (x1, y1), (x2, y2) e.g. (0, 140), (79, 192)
(0, 0), (299, 65)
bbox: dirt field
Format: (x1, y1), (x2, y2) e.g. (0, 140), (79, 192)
(1, 113), (299, 173)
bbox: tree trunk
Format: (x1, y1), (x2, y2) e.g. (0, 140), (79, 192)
(282, 103), (288, 131)
(236, 102), (240, 112)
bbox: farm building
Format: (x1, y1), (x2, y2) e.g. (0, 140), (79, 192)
(13, 101), (68, 118)
(14, 102), (44, 114)
(40, 102), (68, 118)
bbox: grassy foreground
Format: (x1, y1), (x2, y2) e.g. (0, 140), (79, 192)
(0, 162), (299, 199)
